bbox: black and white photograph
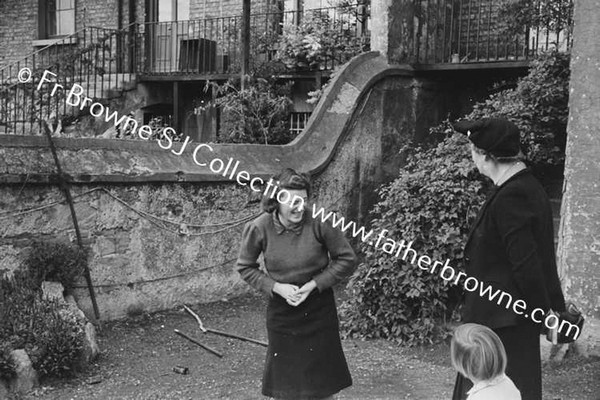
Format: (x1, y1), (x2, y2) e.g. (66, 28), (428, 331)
(0, 0), (598, 399)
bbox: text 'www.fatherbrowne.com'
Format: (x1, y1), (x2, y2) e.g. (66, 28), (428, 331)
(19, 67), (581, 342)
(310, 204), (581, 341)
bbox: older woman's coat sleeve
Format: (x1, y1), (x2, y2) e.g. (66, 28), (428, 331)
(311, 218), (358, 292)
(492, 186), (553, 312)
(235, 222), (276, 296)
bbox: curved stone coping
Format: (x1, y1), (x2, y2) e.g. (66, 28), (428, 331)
(0, 52), (415, 184)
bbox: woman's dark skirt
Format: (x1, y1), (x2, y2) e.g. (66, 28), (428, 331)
(262, 287), (352, 400)
(452, 321), (542, 400)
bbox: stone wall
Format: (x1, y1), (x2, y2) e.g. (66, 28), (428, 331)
(0, 55), (508, 321)
(1, 52), (427, 320)
(0, 181), (256, 320)
(0, 79), (400, 319)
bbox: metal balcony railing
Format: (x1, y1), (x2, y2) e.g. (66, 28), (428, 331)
(0, 1), (574, 138)
(0, 24), (136, 135)
(413, 0), (573, 64)
(135, 5), (371, 77)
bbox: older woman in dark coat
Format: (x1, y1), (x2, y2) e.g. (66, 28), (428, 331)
(451, 118), (566, 400)
(236, 168), (357, 400)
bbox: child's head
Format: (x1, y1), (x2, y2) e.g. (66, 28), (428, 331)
(450, 323), (507, 383)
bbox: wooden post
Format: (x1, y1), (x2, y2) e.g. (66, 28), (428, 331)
(42, 121), (100, 320)
(241, 0), (251, 90)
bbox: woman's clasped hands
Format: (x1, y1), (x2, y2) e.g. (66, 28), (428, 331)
(273, 280), (317, 307)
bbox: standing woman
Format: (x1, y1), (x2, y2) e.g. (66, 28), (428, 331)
(236, 168), (357, 400)
(451, 118), (566, 400)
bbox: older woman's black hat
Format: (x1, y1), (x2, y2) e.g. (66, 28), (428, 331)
(452, 118), (521, 158)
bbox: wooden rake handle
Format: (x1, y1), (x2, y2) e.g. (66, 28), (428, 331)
(173, 329), (223, 358)
(183, 304), (268, 347)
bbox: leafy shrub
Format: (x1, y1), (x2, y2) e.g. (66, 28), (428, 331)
(497, 0), (573, 37)
(207, 78), (294, 144)
(0, 343), (16, 381)
(0, 274), (85, 379)
(340, 128), (488, 345)
(19, 240), (87, 290)
(466, 50), (570, 167)
(28, 299), (85, 377)
(340, 50), (569, 345)
(275, 10), (368, 70)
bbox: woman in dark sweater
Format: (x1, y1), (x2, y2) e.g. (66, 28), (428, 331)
(236, 168), (357, 400)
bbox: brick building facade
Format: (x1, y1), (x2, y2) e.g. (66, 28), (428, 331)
(0, 0), (138, 69)
(0, 0), (289, 70)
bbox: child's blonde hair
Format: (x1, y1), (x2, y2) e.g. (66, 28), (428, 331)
(450, 323), (507, 382)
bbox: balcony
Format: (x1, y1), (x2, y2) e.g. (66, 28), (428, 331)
(135, 5), (371, 80)
(0, 1), (573, 136)
(409, 0), (573, 67)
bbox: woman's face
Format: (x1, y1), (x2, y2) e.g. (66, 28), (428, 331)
(278, 189), (308, 227)
(470, 144), (488, 176)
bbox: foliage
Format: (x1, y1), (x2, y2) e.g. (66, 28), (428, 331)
(206, 77), (294, 144)
(497, 0), (573, 36)
(247, 26), (289, 77)
(466, 50), (570, 166)
(275, 9), (369, 70)
(19, 240), (87, 290)
(340, 49), (569, 345)
(27, 298), (85, 377)
(340, 128), (488, 345)
(0, 343), (16, 381)
(114, 113), (185, 142)
(0, 273), (85, 380)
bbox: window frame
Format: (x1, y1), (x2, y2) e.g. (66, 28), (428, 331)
(38, 0), (76, 40)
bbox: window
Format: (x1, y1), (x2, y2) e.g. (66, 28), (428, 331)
(39, 0), (76, 39)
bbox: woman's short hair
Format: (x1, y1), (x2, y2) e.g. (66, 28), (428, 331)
(471, 143), (525, 164)
(261, 168), (311, 213)
(450, 323), (507, 382)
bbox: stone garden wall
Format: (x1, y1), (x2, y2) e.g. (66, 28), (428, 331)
(0, 51), (505, 321)
(0, 53), (428, 320)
